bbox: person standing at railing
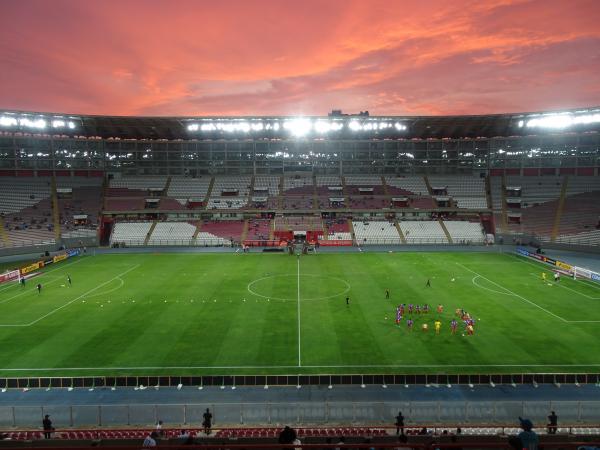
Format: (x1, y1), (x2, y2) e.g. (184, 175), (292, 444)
(547, 410), (558, 434)
(202, 408), (212, 436)
(395, 411), (405, 435)
(42, 415), (53, 439)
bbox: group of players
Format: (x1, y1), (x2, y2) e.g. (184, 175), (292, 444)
(392, 297), (476, 336)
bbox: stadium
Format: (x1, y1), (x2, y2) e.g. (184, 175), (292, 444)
(0, 106), (599, 448)
(2, 0), (600, 447)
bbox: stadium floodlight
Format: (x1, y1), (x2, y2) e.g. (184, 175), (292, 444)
(52, 120), (66, 128)
(68, 121), (76, 129)
(187, 123), (199, 131)
(19, 117), (46, 129)
(251, 122), (264, 131)
(0, 116), (18, 127)
(284, 118), (312, 137)
(348, 120), (361, 131)
(314, 120), (331, 133)
(524, 112), (600, 129)
(394, 122), (407, 131)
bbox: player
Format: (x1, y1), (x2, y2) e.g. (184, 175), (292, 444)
(455, 308), (461, 317)
(422, 323), (428, 332)
(399, 304), (405, 315)
(67, 275), (72, 286)
(450, 319), (458, 334)
(437, 304), (443, 314)
(346, 296), (350, 306)
(554, 272), (560, 282)
(37, 283), (42, 294)
(385, 289), (390, 299)
(395, 306), (402, 325)
(423, 304), (429, 314)
(466, 323), (474, 336)
(426, 279), (431, 287)
(406, 319), (414, 332)
(415, 305), (421, 314)
(542, 272), (547, 282)
(434, 320), (441, 335)
(408, 303), (413, 314)
(20, 277), (25, 287)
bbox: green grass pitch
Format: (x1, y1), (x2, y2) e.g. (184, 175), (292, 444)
(1, 250), (599, 376)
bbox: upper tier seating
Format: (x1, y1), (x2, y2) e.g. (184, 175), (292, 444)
(167, 176), (211, 205)
(385, 175), (428, 196)
(443, 221), (485, 243)
(110, 222), (153, 246)
(399, 221), (447, 244)
(506, 175), (563, 207)
(109, 176), (167, 190)
(211, 175), (252, 197)
(352, 220), (401, 245)
(253, 176), (280, 196)
(207, 176), (252, 209)
(0, 177), (52, 214)
(345, 175), (386, 195)
(283, 175), (313, 194)
(565, 176), (600, 196)
(429, 175), (487, 209)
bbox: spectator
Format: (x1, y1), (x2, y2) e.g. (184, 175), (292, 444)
(513, 417), (538, 450)
(395, 410), (405, 435)
(42, 414), (53, 439)
(278, 426), (297, 444)
(293, 437), (302, 450)
(143, 431), (158, 447)
(202, 408), (212, 435)
(155, 420), (163, 437)
(334, 436), (345, 450)
(548, 410), (558, 434)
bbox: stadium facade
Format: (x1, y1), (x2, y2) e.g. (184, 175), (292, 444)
(0, 107), (599, 176)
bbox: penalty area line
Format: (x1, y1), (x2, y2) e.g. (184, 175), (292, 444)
(456, 262), (568, 323)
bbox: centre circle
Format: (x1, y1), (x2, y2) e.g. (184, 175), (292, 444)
(247, 274), (350, 302)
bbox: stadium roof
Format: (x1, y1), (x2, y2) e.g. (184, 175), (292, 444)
(1, 107), (599, 140)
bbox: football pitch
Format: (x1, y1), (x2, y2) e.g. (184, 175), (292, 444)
(1, 250), (600, 376)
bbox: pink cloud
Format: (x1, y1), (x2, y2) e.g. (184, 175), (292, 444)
(0, 0), (599, 116)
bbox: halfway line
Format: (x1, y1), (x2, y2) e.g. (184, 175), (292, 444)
(297, 256), (301, 367)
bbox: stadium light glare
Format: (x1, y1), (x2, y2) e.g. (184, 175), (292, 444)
(314, 120), (332, 133)
(52, 120), (66, 128)
(68, 121), (76, 129)
(0, 116), (18, 127)
(524, 112), (600, 129)
(348, 120), (361, 131)
(187, 123), (199, 131)
(284, 118), (312, 137)
(19, 118), (46, 129)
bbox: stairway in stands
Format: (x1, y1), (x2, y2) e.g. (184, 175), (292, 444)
(50, 176), (61, 241)
(394, 220), (407, 244)
(438, 219), (453, 243)
(144, 221), (157, 245)
(0, 216), (10, 246)
(551, 175), (569, 242)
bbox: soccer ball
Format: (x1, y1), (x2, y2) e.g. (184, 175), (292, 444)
(451, 278), (455, 282)
(462, 333), (465, 336)
(385, 317), (388, 320)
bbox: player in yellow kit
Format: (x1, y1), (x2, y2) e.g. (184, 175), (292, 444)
(434, 320), (442, 335)
(542, 272), (547, 282)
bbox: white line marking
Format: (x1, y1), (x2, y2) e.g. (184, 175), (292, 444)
(527, 274), (600, 300)
(456, 262), (568, 322)
(471, 275), (513, 296)
(3, 363), (600, 371)
(513, 254), (600, 292)
(297, 257), (301, 367)
(82, 277), (124, 300)
(0, 264), (139, 327)
(247, 273), (349, 302)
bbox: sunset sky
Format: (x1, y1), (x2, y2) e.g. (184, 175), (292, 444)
(1, 0), (599, 117)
